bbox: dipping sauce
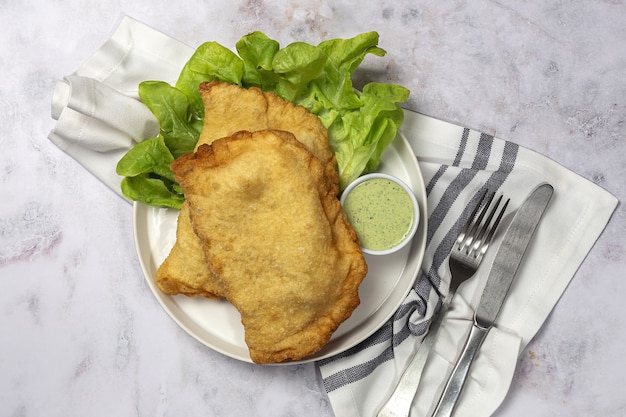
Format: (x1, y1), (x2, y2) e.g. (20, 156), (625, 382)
(342, 176), (416, 253)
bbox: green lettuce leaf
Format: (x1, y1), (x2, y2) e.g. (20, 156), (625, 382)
(235, 31), (280, 90)
(116, 136), (184, 209)
(329, 82), (409, 189)
(138, 81), (202, 158)
(175, 42), (244, 117)
(117, 31), (410, 207)
(120, 175), (184, 209)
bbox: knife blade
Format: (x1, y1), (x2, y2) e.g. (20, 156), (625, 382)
(431, 183), (554, 417)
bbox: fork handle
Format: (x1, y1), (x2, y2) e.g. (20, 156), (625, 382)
(431, 323), (490, 417)
(376, 295), (453, 417)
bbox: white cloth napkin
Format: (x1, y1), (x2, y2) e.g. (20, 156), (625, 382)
(49, 16), (194, 197)
(317, 112), (617, 417)
(48, 16), (618, 417)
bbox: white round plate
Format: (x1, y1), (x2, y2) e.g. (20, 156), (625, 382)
(133, 131), (427, 364)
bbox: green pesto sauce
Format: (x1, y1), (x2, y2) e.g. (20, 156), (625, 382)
(343, 178), (415, 251)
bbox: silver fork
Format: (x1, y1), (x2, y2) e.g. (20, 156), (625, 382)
(377, 189), (509, 417)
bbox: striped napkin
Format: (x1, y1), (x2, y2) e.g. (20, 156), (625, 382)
(48, 16), (618, 417)
(317, 111), (617, 416)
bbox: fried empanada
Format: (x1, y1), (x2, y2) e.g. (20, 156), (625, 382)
(154, 202), (222, 298)
(156, 81), (338, 297)
(171, 130), (367, 363)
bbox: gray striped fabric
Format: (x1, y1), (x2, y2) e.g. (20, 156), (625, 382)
(317, 128), (519, 393)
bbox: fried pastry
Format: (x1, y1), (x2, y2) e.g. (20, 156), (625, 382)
(196, 81), (337, 186)
(171, 130), (367, 363)
(155, 202), (222, 298)
(156, 81), (338, 297)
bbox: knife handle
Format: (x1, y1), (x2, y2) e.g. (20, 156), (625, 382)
(431, 323), (490, 417)
(376, 295), (452, 417)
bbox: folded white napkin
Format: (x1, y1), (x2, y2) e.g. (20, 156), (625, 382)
(48, 16), (618, 417)
(49, 16), (193, 197)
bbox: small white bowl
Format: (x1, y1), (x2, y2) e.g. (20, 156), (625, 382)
(340, 173), (420, 255)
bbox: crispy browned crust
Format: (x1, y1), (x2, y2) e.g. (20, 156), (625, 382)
(156, 202), (222, 298)
(197, 81), (338, 189)
(157, 81), (338, 299)
(171, 130), (367, 364)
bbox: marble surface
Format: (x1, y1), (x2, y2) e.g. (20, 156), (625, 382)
(1, 1), (624, 416)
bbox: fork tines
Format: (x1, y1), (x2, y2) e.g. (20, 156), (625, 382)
(457, 189), (510, 262)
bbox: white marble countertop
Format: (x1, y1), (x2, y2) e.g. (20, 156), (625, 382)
(1, 1), (624, 416)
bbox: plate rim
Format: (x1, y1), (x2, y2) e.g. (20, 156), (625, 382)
(132, 131), (427, 364)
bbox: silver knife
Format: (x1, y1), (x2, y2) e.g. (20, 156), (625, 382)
(431, 183), (554, 417)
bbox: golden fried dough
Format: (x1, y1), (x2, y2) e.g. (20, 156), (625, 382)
(196, 81), (338, 186)
(155, 202), (222, 298)
(171, 130), (367, 363)
(156, 81), (338, 298)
